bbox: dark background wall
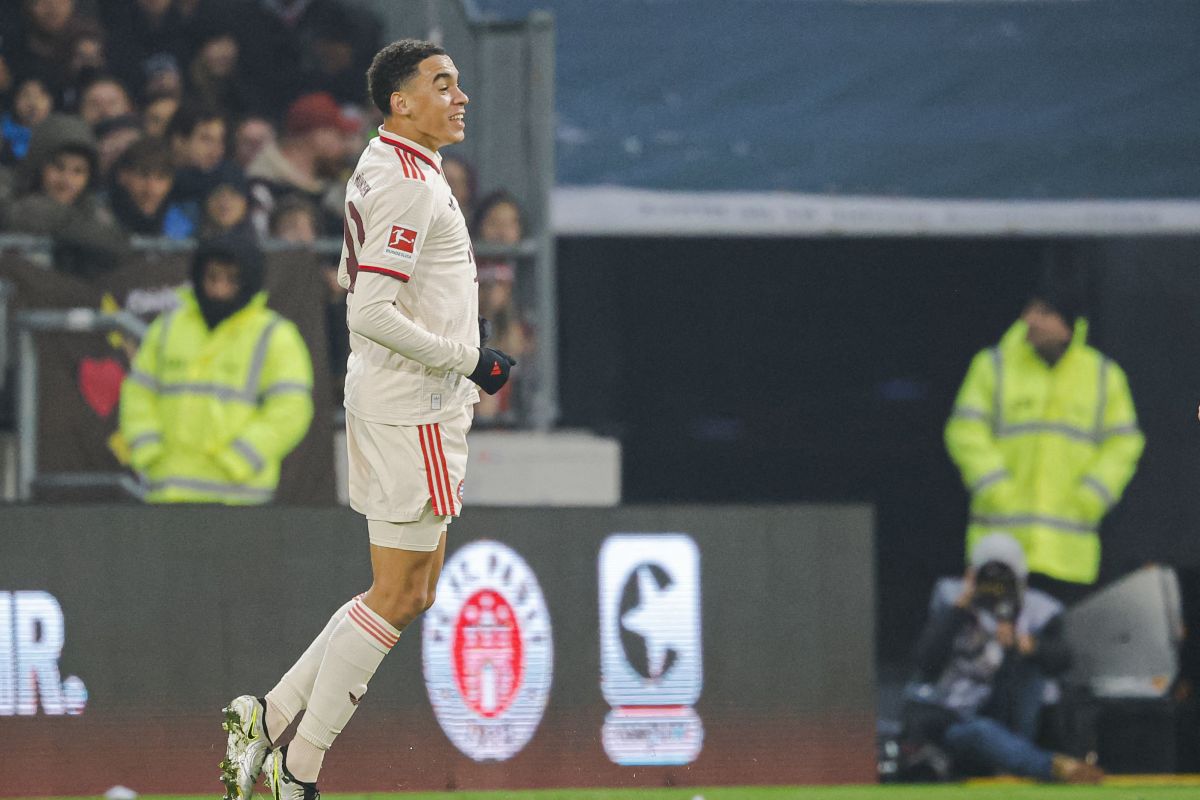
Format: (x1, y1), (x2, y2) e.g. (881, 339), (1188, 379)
(0, 504), (874, 795)
(556, 235), (1200, 663)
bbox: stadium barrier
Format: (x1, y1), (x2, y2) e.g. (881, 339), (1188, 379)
(0, 503), (875, 794)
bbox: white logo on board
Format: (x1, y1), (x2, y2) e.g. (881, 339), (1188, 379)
(422, 541), (553, 761)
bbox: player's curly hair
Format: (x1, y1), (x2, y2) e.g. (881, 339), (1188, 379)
(366, 39), (447, 116)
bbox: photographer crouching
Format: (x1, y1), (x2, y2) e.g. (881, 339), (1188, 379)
(901, 533), (1104, 783)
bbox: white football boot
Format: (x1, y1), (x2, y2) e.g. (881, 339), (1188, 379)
(262, 746), (321, 800)
(220, 695), (271, 800)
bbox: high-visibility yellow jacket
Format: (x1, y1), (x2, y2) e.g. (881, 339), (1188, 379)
(119, 289), (314, 504)
(945, 318), (1144, 584)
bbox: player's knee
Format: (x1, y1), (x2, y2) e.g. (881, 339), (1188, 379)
(422, 589), (437, 613)
(372, 587), (429, 627)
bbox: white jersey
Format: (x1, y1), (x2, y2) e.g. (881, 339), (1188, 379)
(338, 127), (479, 425)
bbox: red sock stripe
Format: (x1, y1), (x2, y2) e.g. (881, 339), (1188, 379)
(348, 601), (398, 649)
(432, 423), (456, 516)
(418, 425), (444, 515)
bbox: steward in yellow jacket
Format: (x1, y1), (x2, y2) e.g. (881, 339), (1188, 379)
(945, 285), (1144, 585)
(119, 236), (314, 504)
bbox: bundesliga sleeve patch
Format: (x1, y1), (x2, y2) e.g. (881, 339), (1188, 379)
(386, 225), (419, 259)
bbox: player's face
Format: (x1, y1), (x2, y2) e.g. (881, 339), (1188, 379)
(393, 55), (469, 151)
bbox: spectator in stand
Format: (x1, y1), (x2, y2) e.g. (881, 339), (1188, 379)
(138, 52), (183, 107)
(188, 27), (255, 119)
(442, 153), (477, 222)
(5, 0), (94, 100)
(268, 194), (319, 243)
(119, 234), (314, 504)
(1, 76), (55, 163)
(4, 113), (127, 279)
(199, 173), (252, 238)
(247, 91), (357, 237)
(142, 91), (178, 138)
(58, 17), (106, 112)
(901, 533), (1101, 783)
(100, 0), (189, 103)
(166, 102), (242, 226)
(472, 190), (532, 425)
(270, 194), (346, 398)
(93, 112), (142, 179)
(108, 135), (192, 238)
(79, 74), (134, 129)
(236, 0), (379, 118)
(232, 115), (275, 171)
(300, 3), (381, 106)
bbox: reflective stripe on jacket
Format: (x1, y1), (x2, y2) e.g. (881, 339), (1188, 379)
(119, 289), (314, 504)
(945, 319), (1144, 584)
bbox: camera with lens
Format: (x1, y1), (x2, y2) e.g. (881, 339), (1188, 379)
(972, 560), (1021, 622)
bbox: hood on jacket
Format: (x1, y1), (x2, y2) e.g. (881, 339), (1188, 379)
(191, 232), (267, 329)
(16, 114), (99, 195)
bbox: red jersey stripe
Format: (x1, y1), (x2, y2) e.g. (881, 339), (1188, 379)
(418, 425), (445, 515)
(394, 147), (412, 179)
(407, 151), (426, 181)
(432, 422), (456, 516)
(358, 265), (410, 282)
(379, 134), (442, 174)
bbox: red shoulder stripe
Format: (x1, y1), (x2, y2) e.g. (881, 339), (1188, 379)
(378, 133), (441, 174)
(358, 264), (410, 282)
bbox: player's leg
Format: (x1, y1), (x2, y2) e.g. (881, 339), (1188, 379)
(279, 508), (447, 785)
(222, 599), (360, 800)
(264, 596), (359, 733)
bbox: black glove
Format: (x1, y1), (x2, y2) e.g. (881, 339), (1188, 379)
(479, 315), (492, 345)
(468, 347), (516, 395)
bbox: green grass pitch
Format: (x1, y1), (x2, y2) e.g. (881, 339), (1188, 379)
(30, 783), (1200, 800)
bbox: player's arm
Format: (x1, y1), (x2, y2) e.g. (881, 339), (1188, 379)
(345, 179), (514, 392)
(349, 271), (479, 374)
(944, 349), (1014, 508)
(1076, 361), (1145, 520)
(119, 315), (166, 471)
(213, 320), (315, 482)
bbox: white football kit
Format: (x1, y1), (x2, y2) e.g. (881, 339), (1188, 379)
(337, 127), (479, 535)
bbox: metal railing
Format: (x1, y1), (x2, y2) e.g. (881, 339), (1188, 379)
(0, 279), (12, 392)
(15, 308), (148, 501)
(2, 230), (558, 498)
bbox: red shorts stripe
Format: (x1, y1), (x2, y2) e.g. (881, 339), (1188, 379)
(432, 423), (456, 516)
(418, 425), (445, 515)
(358, 265), (410, 282)
(348, 603), (397, 649)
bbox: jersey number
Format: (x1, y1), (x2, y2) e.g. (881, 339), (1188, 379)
(343, 201), (366, 290)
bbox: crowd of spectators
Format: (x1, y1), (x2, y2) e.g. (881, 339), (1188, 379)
(0, 0), (538, 425)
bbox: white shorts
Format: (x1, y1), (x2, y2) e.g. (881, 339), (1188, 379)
(346, 406), (472, 532)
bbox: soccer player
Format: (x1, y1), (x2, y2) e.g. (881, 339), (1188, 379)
(219, 39), (516, 800)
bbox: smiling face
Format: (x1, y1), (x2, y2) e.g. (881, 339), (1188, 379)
(42, 151), (90, 206)
(388, 54), (468, 152)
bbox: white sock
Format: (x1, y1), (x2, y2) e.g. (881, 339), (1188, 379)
(289, 597), (400, 782)
(264, 597), (357, 740)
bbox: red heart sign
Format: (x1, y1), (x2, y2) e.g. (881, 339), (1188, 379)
(78, 357), (126, 419)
